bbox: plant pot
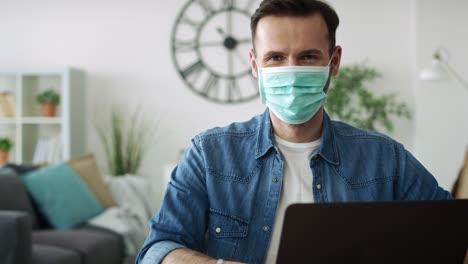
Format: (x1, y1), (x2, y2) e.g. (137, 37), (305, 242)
(40, 103), (57, 117)
(0, 150), (9, 166)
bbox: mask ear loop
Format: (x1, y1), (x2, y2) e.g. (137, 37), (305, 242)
(254, 59), (266, 103)
(327, 47), (336, 67)
(323, 47), (337, 97)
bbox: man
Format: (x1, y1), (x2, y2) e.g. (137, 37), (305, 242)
(137, 0), (452, 263)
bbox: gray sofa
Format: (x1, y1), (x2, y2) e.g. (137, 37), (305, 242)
(0, 170), (126, 264)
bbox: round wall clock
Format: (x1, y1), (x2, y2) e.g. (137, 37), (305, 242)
(171, 0), (259, 104)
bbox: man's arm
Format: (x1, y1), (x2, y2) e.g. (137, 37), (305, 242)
(396, 143), (452, 200)
(162, 248), (243, 264)
(137, 137), (210, 263)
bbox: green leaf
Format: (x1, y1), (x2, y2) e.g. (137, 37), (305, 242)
(94, 104), (156, 176)
(36, 89), (60, 104)
(0, 138), (13, 151)
(325, 62), (411, 133)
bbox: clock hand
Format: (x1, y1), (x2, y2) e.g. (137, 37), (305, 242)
(217, 25), (238, 76)
(216, 27), (239, 51)
(218, 27), (251, 44)
(198, 41), (225, 48)
(228, 48), (234, 78)
(227, 9), (233, 36)
(216, 27), (227, 37)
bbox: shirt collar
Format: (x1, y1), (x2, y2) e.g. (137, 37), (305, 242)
(255, 109), (275, 159)
(255, 109), (340, 165)
(317, 112), (340, 165)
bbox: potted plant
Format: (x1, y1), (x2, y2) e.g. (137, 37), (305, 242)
(325, 63), (411, 133)
(95, 105), (156, 176)
(36, 89), (60, 117)
(0, 138), (13, 165)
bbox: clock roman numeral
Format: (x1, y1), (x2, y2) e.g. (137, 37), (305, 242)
(202, 73), (220, 97)
(174, 40), (197, 53)
(180, 17), (202, 29)
(181, 60), (204, 83)
(227, 78), (242, 102)
(196, 0), (215, 15)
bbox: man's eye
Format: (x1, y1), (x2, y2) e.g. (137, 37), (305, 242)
(303, 55), (318, 60)
(269, 55), (283, 61)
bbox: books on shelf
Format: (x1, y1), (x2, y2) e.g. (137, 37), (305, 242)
(33, 135), (62, 164)
(0, 92), (16, 117)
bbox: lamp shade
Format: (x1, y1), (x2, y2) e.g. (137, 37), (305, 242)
(419, 59), (450, 81)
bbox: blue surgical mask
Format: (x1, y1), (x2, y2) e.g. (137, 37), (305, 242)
(257, 62), (331, 125)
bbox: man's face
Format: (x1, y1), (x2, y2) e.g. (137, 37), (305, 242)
(249, 14), (341, 82)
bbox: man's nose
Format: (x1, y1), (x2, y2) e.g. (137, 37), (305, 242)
(287, 57), (299, 66)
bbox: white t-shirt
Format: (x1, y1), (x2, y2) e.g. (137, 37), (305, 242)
(264, 135), (321, 264)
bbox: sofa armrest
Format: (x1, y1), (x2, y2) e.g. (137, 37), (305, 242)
(0, 211), (32, 264)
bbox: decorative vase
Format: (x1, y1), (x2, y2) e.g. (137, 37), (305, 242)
(0, 150), (9, 165)
(40, 103), (57, 117)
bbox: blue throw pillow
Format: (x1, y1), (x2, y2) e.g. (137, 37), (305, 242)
(21, 162), (104, 230)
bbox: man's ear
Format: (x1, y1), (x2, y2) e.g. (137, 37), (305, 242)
(330, 45), (342, 77)
(249, 48), (258, 78)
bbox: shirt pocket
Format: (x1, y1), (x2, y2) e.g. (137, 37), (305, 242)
(206, 208), (248, 260)
(206, 158), (266, 184)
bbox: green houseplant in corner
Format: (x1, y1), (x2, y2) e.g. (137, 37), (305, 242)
(0, 138), (13, 165)
(95, 105), (155, 176)
(37, 89), (60, 117)
(325, 63), (412, 133)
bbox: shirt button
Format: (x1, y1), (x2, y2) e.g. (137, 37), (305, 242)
(273, 177), (279, 183)
(215, 227), (221, 234)
(263, 225), (269, 232)
(316, 184), (322, 190)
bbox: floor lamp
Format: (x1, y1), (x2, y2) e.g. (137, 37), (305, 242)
(419, 47), (468, 91)
(420, 48), (468, 197)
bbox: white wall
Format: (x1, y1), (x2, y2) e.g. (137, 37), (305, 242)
(0, 0), (465, 205)
(330, 0), (416, 147)
(0, 0), (265, 207)
(414, 0), (468, 189)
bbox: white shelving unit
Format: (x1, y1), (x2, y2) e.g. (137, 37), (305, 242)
(0, 69), (85, 164)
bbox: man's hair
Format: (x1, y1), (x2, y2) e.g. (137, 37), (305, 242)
(250, 0), (340, 56)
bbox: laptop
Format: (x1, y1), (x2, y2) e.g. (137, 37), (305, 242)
(276, 200), (468, 264)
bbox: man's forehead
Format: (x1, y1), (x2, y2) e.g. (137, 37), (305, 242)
(257, 14), (328, 36)
(255, 14), (329, 53)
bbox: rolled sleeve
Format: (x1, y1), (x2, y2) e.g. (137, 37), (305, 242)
(396, 143), (453, 200)
(137, 138), (209, 263)
(140, 241), (186, 264)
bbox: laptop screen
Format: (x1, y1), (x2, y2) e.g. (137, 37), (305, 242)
(276, 200), (468, 264)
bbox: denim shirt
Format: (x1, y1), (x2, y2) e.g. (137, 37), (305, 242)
(136, 110), (452, 264)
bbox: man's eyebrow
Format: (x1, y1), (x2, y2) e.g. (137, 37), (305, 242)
(263, 51), (286, 59)
(297, 49), (324, 56)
